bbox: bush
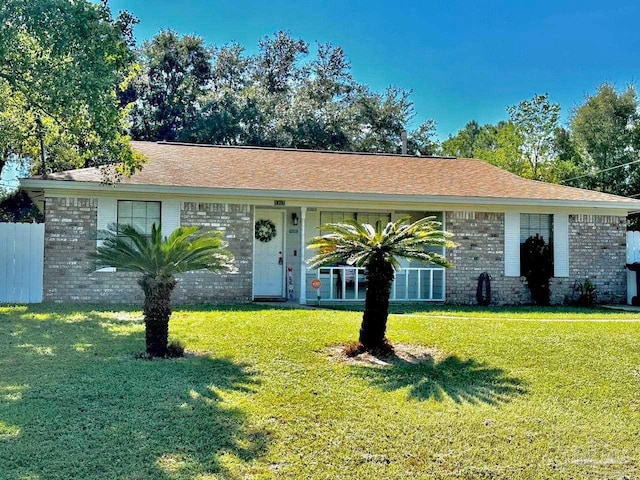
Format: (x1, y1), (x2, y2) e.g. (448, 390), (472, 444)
(521, 234), (553, 306)
(571, 278), (597, 307)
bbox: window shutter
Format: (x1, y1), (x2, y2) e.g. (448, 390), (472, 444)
(553, 213), (569, 277)
(161, 199), (181, 238)
(504, 211), (520, 277)
(96, 197), (117, 272)
(97, 197), (117, 245)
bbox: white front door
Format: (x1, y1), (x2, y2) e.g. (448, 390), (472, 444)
(253, 209), (285, 298)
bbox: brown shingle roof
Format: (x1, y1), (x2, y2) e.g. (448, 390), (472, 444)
(30, 141), (640, 206)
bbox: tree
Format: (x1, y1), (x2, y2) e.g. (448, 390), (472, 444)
(442, 121), (528, 175)
(253, 31), (309, 95)
(128, 30), (214, 141)
(307, 217), (455, 353)
(0, 0), (143, 177)
(570, 83), (640, 196)
(350, 86), (414, 153)
(543, 126), (588, 184)
(472, 121), (529, 176)
(88, 224), (233, 357)
(406, 119), (440, 156)
(127, 30), (440, 155)
(507, 93), (560, 179)
(441, 120), (481, 157)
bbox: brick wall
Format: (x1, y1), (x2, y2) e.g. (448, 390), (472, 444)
(565, 214), (626, 304)
(43, 197), (253, 304)
(445, 211), (627, 305)
(44, 197), (142, 303)
(178, 202), (253, 303)
(42, 198), (627, 306)
(445, 211), (528, 305)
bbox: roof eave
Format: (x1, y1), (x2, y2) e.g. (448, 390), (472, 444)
(19, 178), (640, 212)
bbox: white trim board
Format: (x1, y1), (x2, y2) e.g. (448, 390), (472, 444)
(21, 178), (640, 212)
(31, 189), (635, 218)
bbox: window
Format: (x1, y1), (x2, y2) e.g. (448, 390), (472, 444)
(320, 211), (356, 227)
(356, 212), (391, 228)
(117, 200), (161, 237)
(319, 211), (392, 231)
(520, 213), (553, 275)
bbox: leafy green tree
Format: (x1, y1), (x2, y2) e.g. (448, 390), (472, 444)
(443, 120), (528, 175)
(570, 83), (640, 196)
(441, 120), (481, 157)
(307, 217), (455, 352)
(211, 42), (252, 94)
(128, 30), (440, 155)
(350, 86), (414, 153)
(542, 126), (588, 184)
(406, 119), (440, 156)
(129, 30), (214, 141)
(253, 31), (309, 95)
(88, 224), (233, 357)
(507, 93), (561, 179)
(473, 121), (529, 176)
(0, 0), (143, 177)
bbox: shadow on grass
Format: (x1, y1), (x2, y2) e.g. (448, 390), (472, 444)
(352, 354), (527, 405)
(0, 305), (268, 480)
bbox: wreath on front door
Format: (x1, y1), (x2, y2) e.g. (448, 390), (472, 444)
(255, 218), (277, 242)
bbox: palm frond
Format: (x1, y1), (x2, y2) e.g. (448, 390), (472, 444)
(88, 224), (234, 277)
(307, 216), (457, 271)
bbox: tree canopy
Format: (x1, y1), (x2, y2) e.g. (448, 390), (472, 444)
(570, 84), (640, 196)
(126, 30), (439, 155)
(2, 5), (640, 211)
(0, 0), (144, 181)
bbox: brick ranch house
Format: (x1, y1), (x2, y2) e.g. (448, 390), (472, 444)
(19, 141), (640, 305)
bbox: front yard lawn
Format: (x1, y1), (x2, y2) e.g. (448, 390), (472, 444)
(1, 304), (639, 479)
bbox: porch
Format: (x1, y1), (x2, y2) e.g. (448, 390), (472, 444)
(307, 265), (446, 303)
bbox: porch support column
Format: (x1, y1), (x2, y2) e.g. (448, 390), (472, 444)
(299, 206), (307, 304)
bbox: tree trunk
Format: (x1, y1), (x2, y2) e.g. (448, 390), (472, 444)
(139, 274), (176, 357)
(359, 256), (395, 350)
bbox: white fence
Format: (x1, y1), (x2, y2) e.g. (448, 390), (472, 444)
(0, 223), (44, 303)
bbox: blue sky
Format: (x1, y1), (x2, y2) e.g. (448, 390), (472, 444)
(109, 0), (640, 140)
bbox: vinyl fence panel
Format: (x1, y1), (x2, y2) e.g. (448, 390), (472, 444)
(0, 223), (44, 303)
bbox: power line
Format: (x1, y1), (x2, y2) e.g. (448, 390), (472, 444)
(561, 159), (640, 184)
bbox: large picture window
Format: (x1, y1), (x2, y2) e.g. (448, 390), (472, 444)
(117, 200), (161, 237)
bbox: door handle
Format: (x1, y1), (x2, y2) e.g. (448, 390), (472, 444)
(278, 251), (283, 265)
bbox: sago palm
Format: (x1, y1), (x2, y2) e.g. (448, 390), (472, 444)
(88, 224), (233, 357)
(308, 216), (455, 352)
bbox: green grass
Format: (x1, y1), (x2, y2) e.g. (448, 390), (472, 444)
(1, 303), (639, 479)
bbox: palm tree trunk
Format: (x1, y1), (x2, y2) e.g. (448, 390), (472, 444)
(359, 256), (395, 350)
(139, 275), (176, 357)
